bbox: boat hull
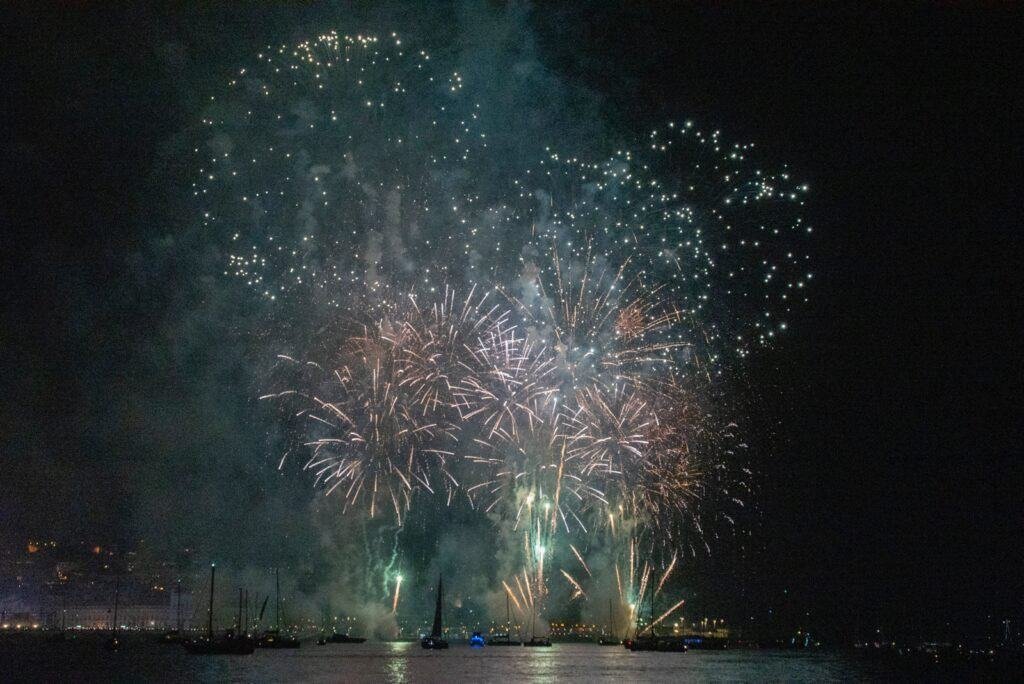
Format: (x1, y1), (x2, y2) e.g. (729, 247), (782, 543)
(524, 638), (552, 647)
(625, 636), (687, 652)
(421, 636), (449, 649)
(256, 630), (300, 648)
(256, 639), (300, 649)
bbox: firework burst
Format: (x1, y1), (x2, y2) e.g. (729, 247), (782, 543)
(503, 242), (693, 399)
(207, 28), (807, 626)
(267, 319), (460, 523)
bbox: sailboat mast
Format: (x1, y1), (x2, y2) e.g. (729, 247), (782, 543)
(632, 586), (643, 639)
(431, 576), (444, 637)
(649, 586), (656, 636)
(276, 568), (281, 632)
(208, 564), (216, 640)
(112, 573), (120, 635)
(176, 580), (182, 632)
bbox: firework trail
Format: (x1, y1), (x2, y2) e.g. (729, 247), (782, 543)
(391, 574), (403, 614)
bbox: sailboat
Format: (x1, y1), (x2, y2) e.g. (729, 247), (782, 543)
(256, 568), (300, 648)
(104, 573), (122, 651)
(420, 576), (449, 649)
(523, 603), (551, 647)
(488, 593), (521, 646)
(624, 585), (686, 652)
(159, 579), (184, 643)
(183, 564), (254, 655)
(598, 600), (622, 645)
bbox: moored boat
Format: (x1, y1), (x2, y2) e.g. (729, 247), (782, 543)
(420, 576), (449, 649)
(255, 569), (300, 649)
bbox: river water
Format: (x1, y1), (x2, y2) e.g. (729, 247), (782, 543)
(0, 637), (1007, 682)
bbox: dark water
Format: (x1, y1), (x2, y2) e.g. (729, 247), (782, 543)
(0, 637), (1012, 682)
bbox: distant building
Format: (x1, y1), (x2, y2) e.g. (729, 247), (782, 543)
(63, 604), (180, 630)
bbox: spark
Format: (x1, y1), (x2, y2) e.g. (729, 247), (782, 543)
(560, 570), (586, 600)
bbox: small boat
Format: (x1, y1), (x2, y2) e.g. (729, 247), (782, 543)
(316, 607), (367, 645)
(597, 600), (622, 645)
(420, 576), (449, 649)
(625, 635), (688, 652)
(624, 588), (686, 653)
(255, 569), (300, 649)
(470, 631), (485, 647)
(421, 635), (448, 649)
(524, 636), (552, 647)
(522, 603), (551, 647)
(319, 626), (372, 643)
(488, 634), (521, 646)
(256, 629), (300, 649)
(488, 594), (521, 646)
(183, 564), (254, 655)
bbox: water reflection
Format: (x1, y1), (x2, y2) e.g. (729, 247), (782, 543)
(522, 644), (559, 678)
(386, 641), (411, 683)
(0, 636), (935, 682)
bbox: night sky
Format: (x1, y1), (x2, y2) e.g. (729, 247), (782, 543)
(3, 2), (1021, 639)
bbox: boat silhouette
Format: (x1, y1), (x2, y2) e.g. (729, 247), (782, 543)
(624, 585), (686, 653)
(183, 564), (255, 655)
(597, 600), (622, 645)
(255, 568), (300, 649)
(420, 576), (449, 649)
(488, 593), (521, 646)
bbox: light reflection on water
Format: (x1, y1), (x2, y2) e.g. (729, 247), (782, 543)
(385, 641), (411, 682)
(0, 637), (926, 683)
